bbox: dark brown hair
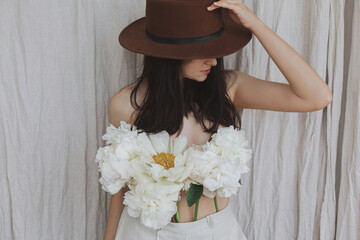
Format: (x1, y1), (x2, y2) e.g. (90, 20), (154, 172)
(129, 55), (242, 136)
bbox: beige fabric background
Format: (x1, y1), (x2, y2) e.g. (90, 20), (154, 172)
(0, 0), (358, 239)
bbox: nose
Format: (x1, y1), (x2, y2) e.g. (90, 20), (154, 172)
(205, 58), (217, 66)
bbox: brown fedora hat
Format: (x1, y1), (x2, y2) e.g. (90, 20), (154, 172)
(119, 0), (252, 60)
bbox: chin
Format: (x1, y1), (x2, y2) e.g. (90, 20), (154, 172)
(187, 75), (207, 82)
(193, 79), (206, 82)
(196, 76), (208, 82)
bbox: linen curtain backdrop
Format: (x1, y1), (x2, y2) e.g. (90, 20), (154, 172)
(0, 0), (358, 239)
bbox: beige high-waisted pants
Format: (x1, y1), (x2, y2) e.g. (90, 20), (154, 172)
(115, 202), (247, 240)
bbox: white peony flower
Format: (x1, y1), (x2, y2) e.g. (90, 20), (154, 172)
(95, 145), (131, 194)
(102, 121), (139, 160)
(188, 126), (252, 198)
(211, 125), (252, 157)
(209, 126), (252, 176)
(106, 127), (195, 230)
(131, 130), (194, 189)
(95, 121), (140, 195)
(123, 182), (182, 230)
(102, 121), (137, 144)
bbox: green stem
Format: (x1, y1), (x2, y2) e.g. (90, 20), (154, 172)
(214, 195), (219, 212)
(176, 202), (181, 223)
(194, 199), (200, 221)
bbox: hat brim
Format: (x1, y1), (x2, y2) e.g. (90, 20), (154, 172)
(119, 9), (252, 59)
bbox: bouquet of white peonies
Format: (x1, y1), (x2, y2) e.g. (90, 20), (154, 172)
(95, 121), (252, 230)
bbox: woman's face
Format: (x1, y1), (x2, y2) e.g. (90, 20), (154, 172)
(180, 58), (217, 82)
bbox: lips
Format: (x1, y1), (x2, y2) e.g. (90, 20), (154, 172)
(201, 69), (211, 74)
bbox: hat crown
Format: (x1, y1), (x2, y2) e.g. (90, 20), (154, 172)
(145, 0), (223, 39)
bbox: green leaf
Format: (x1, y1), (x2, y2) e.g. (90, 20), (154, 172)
(238, 178), (242, 185)
(187, 184), (203, 207)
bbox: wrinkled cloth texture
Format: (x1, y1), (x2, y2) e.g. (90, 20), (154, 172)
(115, 200), (247, 240)
(0, 0), (358, 239)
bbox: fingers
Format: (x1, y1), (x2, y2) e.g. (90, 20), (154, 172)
(207, 3), (220, 11)
(207, 0), (236, 11)
(207, 0), (225, 11)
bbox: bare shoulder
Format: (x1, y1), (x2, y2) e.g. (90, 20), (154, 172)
(109, 82), (140, 128)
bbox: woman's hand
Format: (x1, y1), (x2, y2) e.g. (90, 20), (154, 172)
(207, 0), (260, 30)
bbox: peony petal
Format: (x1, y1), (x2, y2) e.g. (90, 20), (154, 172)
(101, 161), (119, 180)
(114, 144), (130, 160)
(203, 187), (216, 198)
(203, 178), (221, 191)
(169, 140), (174, 154)
(149, 131), (170, 153)
(149, 163), (168, 181)
(136, 132), (157, 156)
(173, 154), (185, 167)
(173, 135), (188, 155)
(166, 166), (184, 182)
(99, 177), (125, 195)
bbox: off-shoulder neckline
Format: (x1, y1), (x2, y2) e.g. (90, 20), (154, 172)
(174, 125), (228, 149)
(114, 121), (239, 146)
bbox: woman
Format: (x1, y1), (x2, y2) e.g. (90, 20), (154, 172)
(102, 0), (332, 239)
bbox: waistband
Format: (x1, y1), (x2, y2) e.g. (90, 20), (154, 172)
(159, 201), (233, 234)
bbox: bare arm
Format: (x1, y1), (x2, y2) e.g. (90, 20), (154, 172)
(230, 70), (331, 112)
(209, 0), (332, 112)
(246, 17), (332, 109)
(104, 190), (126, 240)
(104, 88), (134, 240)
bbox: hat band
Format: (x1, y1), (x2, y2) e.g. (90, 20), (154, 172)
(145, 25), (225, 44)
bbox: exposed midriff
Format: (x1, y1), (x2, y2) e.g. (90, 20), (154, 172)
(170, 190), (230, 223)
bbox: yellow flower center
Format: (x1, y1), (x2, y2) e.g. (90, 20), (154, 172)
(152, 152), (175, 170)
